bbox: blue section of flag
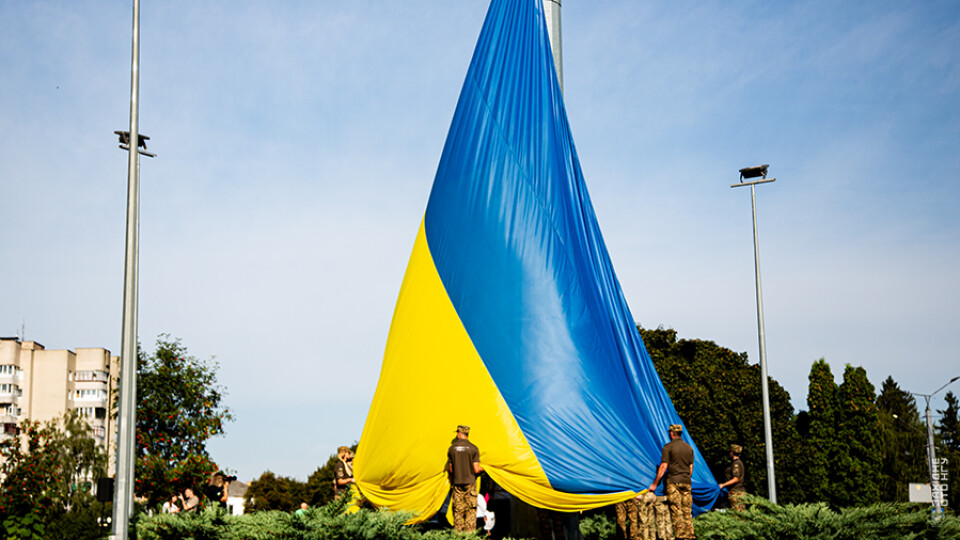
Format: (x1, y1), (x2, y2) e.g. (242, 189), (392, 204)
(424, 0), (718, 510)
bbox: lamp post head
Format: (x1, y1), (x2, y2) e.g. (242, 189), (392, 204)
(114, 130), (150, 150)
(739, 164), (769, 181)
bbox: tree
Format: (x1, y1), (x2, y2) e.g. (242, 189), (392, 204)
(51, 411), (109, 508)
(638, 326), (807, 503)
(835, 364), (882, 506)
(0, 412), (109, 540)
(244, 471), (305, 512)
(937, 391), (960, 513)
(0, 420), (59, 521)
(805, 358), (839, 504)
(134, 335), (233, 508)
(875, 376), (926, 502)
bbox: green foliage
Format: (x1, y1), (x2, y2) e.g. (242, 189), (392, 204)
(694, 493), (960, 539)
(136, 504), (487, 540)
(0, 412), (109, 539)
(804, 358), (839, 504)
(50, 410), (109, 508)
(245, 471), (307, 513)
(638, 326), (807, 503)
(835, 365), (882, 506)
(245, 444), (357, 513)
(134, 335), (233, 508)
(939, 392), (960, 452)
(876, 376), (927, 502)
(579, 511), (615, 540)
(1, 512), (45, 540)
(0, 420), (59, 519)
(938, 391), (960, 513)
(134, 496), (960, 540)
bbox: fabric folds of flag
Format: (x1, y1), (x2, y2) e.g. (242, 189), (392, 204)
(355, 0), (720, 522)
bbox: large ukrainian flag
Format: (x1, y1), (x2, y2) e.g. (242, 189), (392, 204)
(355, 0), (719, 521)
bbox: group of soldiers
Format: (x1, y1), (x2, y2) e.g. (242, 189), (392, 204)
(447, 423), (747, 540)
(615, 426), (746, 540)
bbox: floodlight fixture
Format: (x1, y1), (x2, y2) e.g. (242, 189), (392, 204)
(739, 164), (769, 181)
(114, 130), (155, 157)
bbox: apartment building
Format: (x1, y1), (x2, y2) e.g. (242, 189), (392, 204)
(0, 337), (120, 470)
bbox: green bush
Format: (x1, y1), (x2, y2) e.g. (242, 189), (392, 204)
(136, 504), (490, 540)
(579, 511), (615, 540)
(694, 494), (960, 540)
(136, 495), (960, 540)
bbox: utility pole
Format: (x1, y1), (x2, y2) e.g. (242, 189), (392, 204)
(913, 376), (960, 519)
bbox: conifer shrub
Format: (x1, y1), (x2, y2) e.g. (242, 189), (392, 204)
(136, 500), (491, 540)
(136, 494), (960, 540)
(694, 494), (960, 540)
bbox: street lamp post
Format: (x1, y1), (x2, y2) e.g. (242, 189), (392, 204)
(110, 0), (153, 537)
(912, 375), (960, 518)
(731, 164), (777, 503)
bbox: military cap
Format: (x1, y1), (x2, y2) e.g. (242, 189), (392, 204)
(668, 424), (683, 434)
(457, 425), (470, 435)
(730, 444), (743, 455)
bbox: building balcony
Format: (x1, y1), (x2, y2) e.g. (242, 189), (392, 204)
(73, 370), (110, 384)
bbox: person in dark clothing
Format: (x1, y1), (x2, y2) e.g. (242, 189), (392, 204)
(648, 424), (695, 540)
(447, 425), (483, 532)
(719, 444), (746, 511)
(334, 446), (355, 499)
(204, 471), (232, 509)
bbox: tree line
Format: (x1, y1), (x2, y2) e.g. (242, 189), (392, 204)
(245, 326), (960, 514)
(640, 325), (959, 512)
(2, 329), (956, 537)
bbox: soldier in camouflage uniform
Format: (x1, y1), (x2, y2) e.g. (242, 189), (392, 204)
(654, 495), (673, 539)
(633, 490), (659, 540)
(615, 498), (638, 540)
(648, 424), (694, 540)
(719, 444), (746, 512)
(447, 425), (483, 532)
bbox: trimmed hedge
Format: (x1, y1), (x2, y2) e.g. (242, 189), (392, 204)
(136, 498), (486, 540)
(695, 494), (960, 540)
(136, 494), (960, 540)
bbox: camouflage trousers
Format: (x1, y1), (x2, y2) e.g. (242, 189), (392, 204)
(665, 483), (693, 539)
(728, 490), (746, 512)
(615, 498), (637, 540)
(452, 484), (478, 532)
(634, 491), (658, 540)
(654, 495), (674, 539)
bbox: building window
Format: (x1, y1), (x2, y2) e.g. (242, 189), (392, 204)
(0, 383), (18, 395)
(74, 389), (108, 401)
(73, 370), (109, 383)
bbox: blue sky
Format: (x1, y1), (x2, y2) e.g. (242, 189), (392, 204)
(2, 0), (958, 483)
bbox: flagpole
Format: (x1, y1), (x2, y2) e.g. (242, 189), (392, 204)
(543, 0), (563, 92)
